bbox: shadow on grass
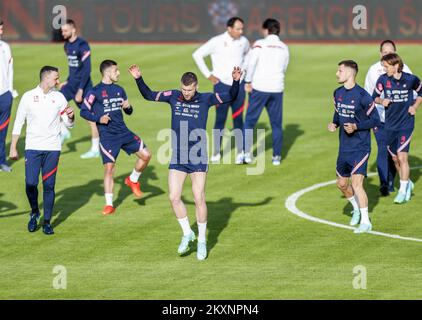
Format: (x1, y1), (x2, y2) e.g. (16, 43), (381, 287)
(342, 155), (422, 218)
(60, 135), (91, 156)
(52, 165), (164, 229)
(252, 122), (304, 160)
(4, 138), (26, 168)
(0, 192), (28, 218)
(180, 196), (273, 256)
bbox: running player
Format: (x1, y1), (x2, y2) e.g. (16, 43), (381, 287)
(364, 40), (413, 196)
(60, 19), (99, 158)
(328, 60), (380, 234)
(80, 60), (151, 215)
(129, 64), (241, 260)
(372, 53), (422, 204)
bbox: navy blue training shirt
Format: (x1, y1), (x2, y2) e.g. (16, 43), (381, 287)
(80, 82), (131, 138)
(372, 72), (422, 131)
(64, 37), (92, 90)
(134, 76), (239, 163)
(333, 84), (380, 152)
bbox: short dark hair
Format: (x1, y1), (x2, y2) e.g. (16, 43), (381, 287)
(381, 53), (404, 73)
(227, 17), (244, 28)
(40, 66), (59, 81)
(100, 59), (117, 75)
(338, 60), (359, 75)
(380, 39), (396, 52)
(181, 72), (198, 86)
(64, 19), (76, 28)
(262, 18), (280, 35)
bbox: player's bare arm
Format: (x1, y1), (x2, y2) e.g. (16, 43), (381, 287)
(409, 96), (422, 115)
(327, 123), (337, 132)
(65, 106), (75, 120)
(100, 113), (111, 124)
(208, 74), (220, 85)
(128, 65), (141, 79)
(9, 135), (20, 160)
(232, 66), (242, 81)
(75, 88), (83, 103)
(343, 123), (357, 134)
(375, 97), (391, 107)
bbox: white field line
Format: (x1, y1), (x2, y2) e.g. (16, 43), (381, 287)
(285, 166), (422, 243)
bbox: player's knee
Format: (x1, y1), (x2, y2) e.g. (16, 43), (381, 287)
(143, 150), (152, 162)
(193, 192), (206, 206)
(169, 193), (181, 205)
(391, 155), (398, 163)
(104, 165), (115, 176)
(336, 180), (348, 191)
(397, 153), (407, 164)
(351, 180), (363, 191)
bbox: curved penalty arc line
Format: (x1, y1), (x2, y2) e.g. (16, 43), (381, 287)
(285, 166), (422, 243)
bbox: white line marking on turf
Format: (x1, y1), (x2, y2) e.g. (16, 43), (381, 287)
(285, 166), (422, 243)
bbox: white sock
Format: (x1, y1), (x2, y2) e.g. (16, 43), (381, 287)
(197, 222), (207, 243)
(130, 169), (142, 183)
(347, 196), (359, 211)
(105, 193), (113, 207)
(177, 217), (192, 237)
(360, 207), (370, 225)
(91, 138), (100, 152)
(399, 180), (408, 194)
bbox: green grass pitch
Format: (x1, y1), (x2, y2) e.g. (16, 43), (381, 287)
(1, 43), (422, 299)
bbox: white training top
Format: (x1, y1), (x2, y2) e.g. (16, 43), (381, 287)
(12, 86), (73, 151)
(245, 35), (289, 93)
(364, 61), (412, 123)
(0, 40), (14, 96)
(192, 31), (250, 86)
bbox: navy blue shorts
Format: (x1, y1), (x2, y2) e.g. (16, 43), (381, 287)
(99, 131), (147, 164)
(336, 151), (370, 178)
(60, 81), (92, 108)
(387, 127), (413, 156)
(169, 163), (209, 174)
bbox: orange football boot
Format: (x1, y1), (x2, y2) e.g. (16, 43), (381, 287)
(124, 176), (143, 198)
(102, 205), (115, 215)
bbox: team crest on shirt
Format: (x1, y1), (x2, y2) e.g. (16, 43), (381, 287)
(386, 80), (392, 89)
(102, 90), (108, 98)
(34, 96), (39, 102)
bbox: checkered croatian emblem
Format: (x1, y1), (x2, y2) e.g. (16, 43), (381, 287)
(208, 0), (239, 31)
